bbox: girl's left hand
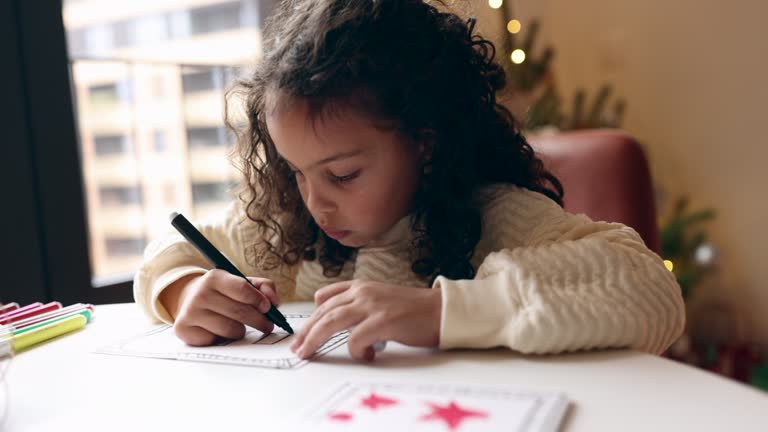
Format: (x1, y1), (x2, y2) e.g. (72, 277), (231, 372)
(290, 280), (442, 361)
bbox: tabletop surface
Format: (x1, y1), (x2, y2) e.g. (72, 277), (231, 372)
(3, 303), (767, 431)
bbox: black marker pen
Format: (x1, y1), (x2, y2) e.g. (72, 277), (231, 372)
(169, 212), (294, 334)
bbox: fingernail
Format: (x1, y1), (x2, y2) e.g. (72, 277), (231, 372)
(260, 298), (271, 313)
(364, 346), (375, 362)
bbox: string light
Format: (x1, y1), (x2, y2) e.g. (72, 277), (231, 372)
(664, 260), (674, 272)
(510, 49), (526, 64)
(488, 0), (503, 9)
(507, 19), (521, 34)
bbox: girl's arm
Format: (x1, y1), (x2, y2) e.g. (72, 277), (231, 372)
(435, 186), (685, 355)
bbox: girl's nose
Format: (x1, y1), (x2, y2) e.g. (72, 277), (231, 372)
(305, 183), (337, 218)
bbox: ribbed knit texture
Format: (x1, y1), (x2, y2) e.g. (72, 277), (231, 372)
(133, 184), (685, 354)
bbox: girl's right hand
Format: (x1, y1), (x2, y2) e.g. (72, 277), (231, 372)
(161, 269), (280, 346)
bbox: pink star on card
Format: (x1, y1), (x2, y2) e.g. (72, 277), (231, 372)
(419, 401), (489, 430)
(328, 412), (354, 422)
(360, 392), (399, 410)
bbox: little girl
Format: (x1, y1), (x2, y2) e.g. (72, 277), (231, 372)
(134, 0), (684, 361)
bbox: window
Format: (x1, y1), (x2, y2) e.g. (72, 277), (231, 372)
(192, 181), (232, 204)
(153, 130), (167, 153)
(88, 83), (118, 105)
(99, 186), (143, 206)
(182, 69), (217, 93)
(112, 16), (170, 49)
(105, 236), (147, 257)
(93, 135), (131, 156)
(6, 0), (281, 304)
(190, 2), (242, 35)
(131, 15), (170, 46)
(66, 28), (87, 55)
(111, 19), (134, 48)
(88, 81), (131, 106)
(187, 126), (226, 148)
(168, 10), (192, 40)
(84, 24), (114, 54)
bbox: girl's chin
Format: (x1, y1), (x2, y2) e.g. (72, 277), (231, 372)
(334, 233), (369, 248)
(337, 237), (364, 248)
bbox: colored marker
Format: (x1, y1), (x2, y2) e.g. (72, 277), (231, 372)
(12, 303), (93, 330)
(10, 314), (87, 352)
(0, 303), (42, 321)
(0, 303), (93, 337)
(0, 303), (19, 315)
(0, 302), (62, 325)
(12, 310), (92, 335)
(0, 339), (11, 359)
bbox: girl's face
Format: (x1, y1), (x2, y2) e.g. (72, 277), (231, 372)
(266, 97), (425, 248)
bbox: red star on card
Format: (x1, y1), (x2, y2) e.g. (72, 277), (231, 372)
(304, 382), (569, 431)
(360, 393), (399, 410)
(327, 412), (354, 422)
(419, 401), (488, 430)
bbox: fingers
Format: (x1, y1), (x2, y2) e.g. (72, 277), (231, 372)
(211, 272), (272, 313)
(206, 291), (275, 335)
(174, 325), (217, 347)
(248, 277), (280, 306)
(292, 288), (355, 351)
(175, 309), (245, 346)
(172, 270), (282, 347)
(313, 280), (352, 306)
(347, 318), (386, 361)
(293, 304), (365, 359)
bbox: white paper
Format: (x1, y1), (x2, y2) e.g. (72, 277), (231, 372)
(95, 314), (347, 369)
(301, 382), (569, 432)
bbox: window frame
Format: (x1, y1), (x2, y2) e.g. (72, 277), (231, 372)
(2, 0), (133, 305)
(2, 0), (279, 306)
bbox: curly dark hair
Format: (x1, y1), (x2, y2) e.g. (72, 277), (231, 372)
(225, 0), (563, 284)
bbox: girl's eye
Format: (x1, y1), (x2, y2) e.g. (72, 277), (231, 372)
(330, 170), (361, 184)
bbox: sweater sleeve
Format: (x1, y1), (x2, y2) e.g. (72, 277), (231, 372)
(435, 186), (686, 355)
(132, 202), (296, 324)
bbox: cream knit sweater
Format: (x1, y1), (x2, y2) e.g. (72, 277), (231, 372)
(133, 184), (685, 355)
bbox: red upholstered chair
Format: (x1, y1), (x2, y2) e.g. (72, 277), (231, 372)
(528, 129), (660, 253)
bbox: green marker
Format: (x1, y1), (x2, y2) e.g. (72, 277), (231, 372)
(13, 310), (92, 335)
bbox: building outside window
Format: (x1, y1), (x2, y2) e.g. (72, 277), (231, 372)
(63, 0), (276, 283)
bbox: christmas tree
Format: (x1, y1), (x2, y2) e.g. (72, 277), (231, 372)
(492, 5), (625, 131)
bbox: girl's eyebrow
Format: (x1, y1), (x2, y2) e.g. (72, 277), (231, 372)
(285, 149), (366, 170)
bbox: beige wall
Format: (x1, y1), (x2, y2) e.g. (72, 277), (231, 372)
(469, 0), (768, 342)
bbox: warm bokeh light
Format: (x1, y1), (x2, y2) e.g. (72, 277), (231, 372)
(489, 0), (503, 9)
(664, 260), (674, 272)
(507, 19), (521, 34)
(511, 49), (526, 64)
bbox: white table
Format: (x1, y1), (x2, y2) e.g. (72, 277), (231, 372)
(4, 303), (767, 431)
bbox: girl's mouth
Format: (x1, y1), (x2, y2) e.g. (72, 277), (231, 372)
(322, 228), (350, 240)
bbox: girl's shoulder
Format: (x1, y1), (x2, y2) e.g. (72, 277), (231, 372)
(470, 184), (566, 258)
(476, 183), (562, 216)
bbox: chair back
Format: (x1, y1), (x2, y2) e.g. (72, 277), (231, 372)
(529, 129), (660, 252)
